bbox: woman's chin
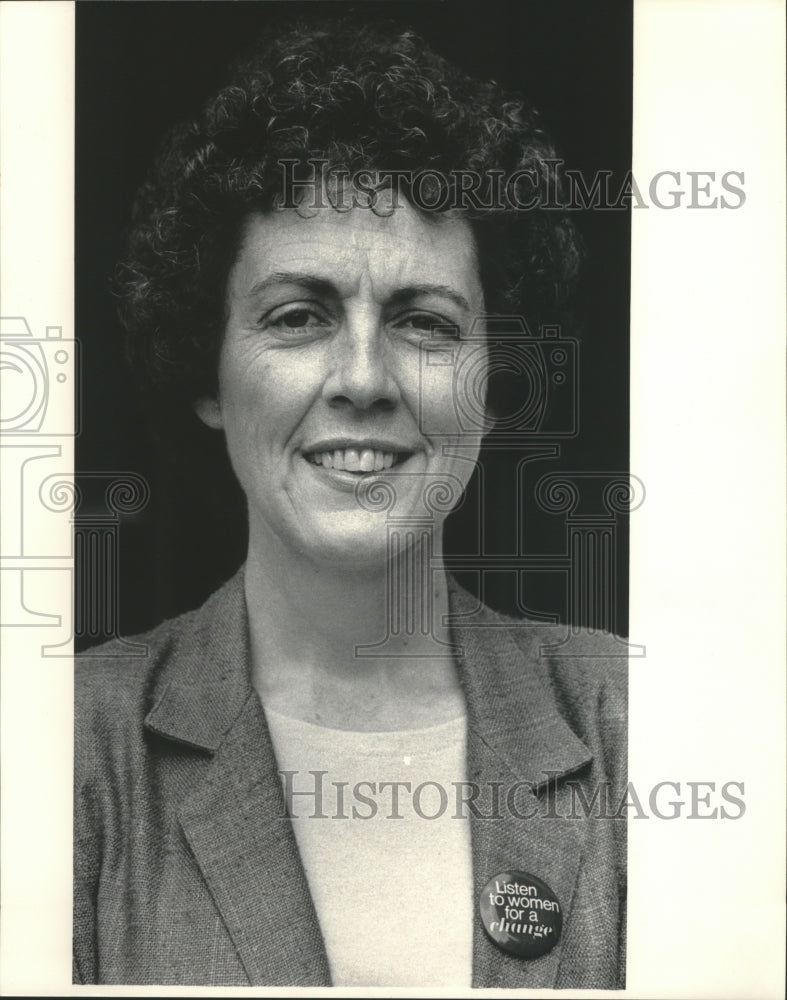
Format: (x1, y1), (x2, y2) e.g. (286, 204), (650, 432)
(286, 507), (441, 570)
(297, 522), (402, 571)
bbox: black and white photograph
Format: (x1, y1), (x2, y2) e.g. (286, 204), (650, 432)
(73, 2), (631, 988)
(0, 1), (784, 997)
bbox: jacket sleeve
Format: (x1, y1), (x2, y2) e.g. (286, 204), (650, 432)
(73, 672), (99, 984)
(617, 871), (627, 988)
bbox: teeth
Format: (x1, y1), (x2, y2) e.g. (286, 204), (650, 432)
(308, 448), (402, 471)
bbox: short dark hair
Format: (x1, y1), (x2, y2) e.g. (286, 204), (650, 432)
(116, 16), (580, 408)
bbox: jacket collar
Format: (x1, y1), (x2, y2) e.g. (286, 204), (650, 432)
(145, 567), (592, 788)
(446, 577), (592, 788)
(144, 569), (253, 750)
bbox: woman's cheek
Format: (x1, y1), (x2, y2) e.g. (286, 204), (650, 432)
(423, 350), (487, 440)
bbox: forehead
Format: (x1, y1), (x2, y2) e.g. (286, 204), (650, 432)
(229, 199), (482, 301)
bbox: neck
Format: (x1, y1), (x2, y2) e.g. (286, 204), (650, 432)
(243, 528), (465, 731)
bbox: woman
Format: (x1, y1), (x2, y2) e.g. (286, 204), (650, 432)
(74, 15), (627, 988)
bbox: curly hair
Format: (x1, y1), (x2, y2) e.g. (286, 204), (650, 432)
(117, 16), (580, 408)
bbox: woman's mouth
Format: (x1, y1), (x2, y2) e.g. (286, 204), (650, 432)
(304, 447), (411, 473)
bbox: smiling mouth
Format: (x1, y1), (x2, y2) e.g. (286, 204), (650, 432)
(304, 447), (412, 473)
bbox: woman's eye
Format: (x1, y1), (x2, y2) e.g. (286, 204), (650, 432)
(267, 307), (327, 332)
(407, 313), (437, 331)
(397, 313), (458, 338)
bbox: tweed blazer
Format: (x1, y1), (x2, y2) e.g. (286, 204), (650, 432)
(74, 569), (627, 988)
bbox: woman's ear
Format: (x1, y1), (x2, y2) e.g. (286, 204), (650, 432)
(193, 395), (223, 430)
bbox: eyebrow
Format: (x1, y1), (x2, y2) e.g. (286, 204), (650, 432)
(246, 272), (336, 299)
(246, 271), (471, 313)
(388, 284), (471, 313)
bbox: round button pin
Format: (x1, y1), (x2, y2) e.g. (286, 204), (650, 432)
(479, 871), (562, 959)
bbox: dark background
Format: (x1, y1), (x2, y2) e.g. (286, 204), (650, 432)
(75, 0), (632, 648)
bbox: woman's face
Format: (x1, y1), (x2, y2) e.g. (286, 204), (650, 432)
(196, 195), (488, 569)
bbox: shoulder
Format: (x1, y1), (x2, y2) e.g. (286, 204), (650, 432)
(75, 568), (248, 775)
(450, 581), (628, 710)
(513, 607), (625, 716)
(485, 602), (627, 710)
(74, 610), (191, 792)
(503, 608), (628, 786)
(521, 619), (627, 726)
(75, 569), (244, 720)
(73, 577), (233, 769)
(75, 608), (195, 731)
(459, 593), (628, 775)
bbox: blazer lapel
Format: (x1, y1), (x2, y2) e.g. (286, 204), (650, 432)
(177, 691), (331, 986)
(144, 570), (331, 986)
(448, 581), (593, 989)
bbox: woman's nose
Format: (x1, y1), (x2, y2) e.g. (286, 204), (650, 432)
(324, 315), (401, 412)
